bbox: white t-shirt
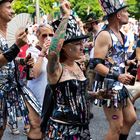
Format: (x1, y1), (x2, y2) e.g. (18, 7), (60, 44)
(26, 46), (48, 106)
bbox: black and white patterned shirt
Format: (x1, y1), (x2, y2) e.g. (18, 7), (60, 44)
(0, 35), (17, 95)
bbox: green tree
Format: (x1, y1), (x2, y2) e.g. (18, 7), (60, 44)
(13, 0), (140, 21)
(126, 0), (140, 20)
(69, 0), (103, 21)
(12, 0), (102, 21)
(12, 0), (59, 15)
(12, 0), (35, 14)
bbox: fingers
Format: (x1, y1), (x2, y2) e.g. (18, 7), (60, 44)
(18, 32), (27, 41)
(25, 57), (34, 67)
(88, 90), (114, 99)
(60, 0), (71, 8)
(130, 59), (136, 65)
(15, 30), (27, 48)
(60, 0), (71, 16)
(119, 73), (135, 85)
(43, 42), (51, 49)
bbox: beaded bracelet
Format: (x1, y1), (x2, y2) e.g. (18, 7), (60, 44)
(38, 52), (46, 57)
(38, 54), (45, 57)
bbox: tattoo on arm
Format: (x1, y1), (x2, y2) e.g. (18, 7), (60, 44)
(49, 18), (69, 56)
(48, 17), (69, 74)
(48, 53), (58, 74)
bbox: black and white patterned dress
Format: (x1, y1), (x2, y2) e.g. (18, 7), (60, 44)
(0, 35), (41, 129)
(45, 79), (91, 140)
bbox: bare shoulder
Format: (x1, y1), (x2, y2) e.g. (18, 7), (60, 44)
(94, 30), (112, 58)
(95, 30), (112, 47)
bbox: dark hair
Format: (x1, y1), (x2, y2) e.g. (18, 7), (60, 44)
(107, 13), (116, 21)
(0, 0), (13, 4)
(60, 49), (67, 63)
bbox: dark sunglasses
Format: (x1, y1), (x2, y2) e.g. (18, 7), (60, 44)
(42, 34), (54, 38)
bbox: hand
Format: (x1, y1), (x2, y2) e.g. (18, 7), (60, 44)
(88, 89), (115, 99)
(25, 57), (34, 67)
(118, 73), (134, 85)
(60, 0), (71, 17)
(126, 59), (137, 66)
(24, 53), (34, 67)
(15, 28), (27, 48)
(41, 40), (51, 55)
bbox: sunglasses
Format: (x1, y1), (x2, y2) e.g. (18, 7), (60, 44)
(41, 34), (54, 38)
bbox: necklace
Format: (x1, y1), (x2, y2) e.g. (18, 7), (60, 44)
(63, 63), (84, 80)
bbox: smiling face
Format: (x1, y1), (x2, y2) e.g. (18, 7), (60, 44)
(0, 2), (14, 23)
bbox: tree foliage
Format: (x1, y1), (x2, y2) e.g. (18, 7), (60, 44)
(12, 0), (35, 14)
(12, 0), (140, 20)
(69, 0), (103, 20)
(126, 0), (140, 20)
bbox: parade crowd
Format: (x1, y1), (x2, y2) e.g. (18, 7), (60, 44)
(0, 0), (140, 140)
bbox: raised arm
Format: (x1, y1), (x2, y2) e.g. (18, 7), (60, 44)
(47, 0), (70, 83)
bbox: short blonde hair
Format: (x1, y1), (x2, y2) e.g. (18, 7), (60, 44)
(36, 23), (54, 37)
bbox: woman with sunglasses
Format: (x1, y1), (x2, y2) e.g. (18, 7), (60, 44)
(26, 24), (54, 140)
(26, 24), (54, 106)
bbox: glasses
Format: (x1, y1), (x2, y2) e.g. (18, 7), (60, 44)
(41, 34), (54, 38)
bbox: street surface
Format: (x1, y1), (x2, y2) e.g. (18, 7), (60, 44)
(2, 82), (140, 140)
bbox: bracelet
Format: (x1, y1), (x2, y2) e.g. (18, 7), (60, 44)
(112, 70), (120, 81)
(38, 52), (45, 57)
(38, 54), (45, 57)
(106, 69), (120, 81)
(3, 44), (20, 62)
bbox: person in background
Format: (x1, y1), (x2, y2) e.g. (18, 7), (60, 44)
(17, 44), (29, 82)
(26, 23), (54, 106)
(122, 24), (135, 58)
(84, 12), (101, 90)
(83, 13), (102, 119)
(89, 0), (137, 140)
(129, 32), (140, 104)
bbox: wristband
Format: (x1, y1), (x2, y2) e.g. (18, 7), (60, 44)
(112, 70), (120, 81)
(38, 54), (45, 57)
(3, 44), (20, 62)
(106, 70), (120, 81)
(38, 52), (45, 57)
(89, 58), (105, 69)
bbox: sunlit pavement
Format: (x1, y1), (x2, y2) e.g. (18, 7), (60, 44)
(2, 82), (140, 140)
